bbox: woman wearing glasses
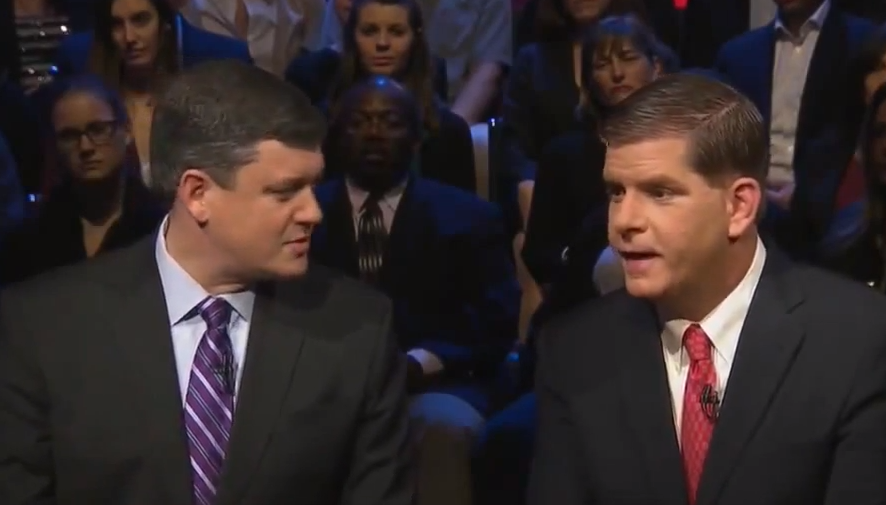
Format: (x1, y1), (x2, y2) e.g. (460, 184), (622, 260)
(0, 75), (162, 284)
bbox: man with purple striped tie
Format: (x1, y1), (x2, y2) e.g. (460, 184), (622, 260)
(0, 60), (415, 505)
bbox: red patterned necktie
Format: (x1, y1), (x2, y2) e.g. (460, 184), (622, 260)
(680, 323), (717, 505)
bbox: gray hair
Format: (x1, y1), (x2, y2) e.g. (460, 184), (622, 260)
(149, 59), (326, 201)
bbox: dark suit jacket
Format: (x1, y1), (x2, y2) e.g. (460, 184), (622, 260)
(528, 249), (886, 505)
(285, 47), (449, 106)
(522, 130), (607, 286)
(309, 177), (520, 413)
(54, 16), (252, 76)
(0, 177), (163, 285)
(714, 11), (874, 178)
(0, 237), (414, 505)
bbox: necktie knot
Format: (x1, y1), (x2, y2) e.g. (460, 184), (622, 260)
(199, 297), (232, 331)
(683, 324), (712, 363)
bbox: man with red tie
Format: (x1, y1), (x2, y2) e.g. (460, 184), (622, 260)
(528, 73), (886, 505)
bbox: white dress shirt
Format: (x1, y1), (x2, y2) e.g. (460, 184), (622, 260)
(155, 217), (256, 402)
(767, 0), (830, 189)
(345, 178), (444, 374)
(661, 237), (767, 444)
(181, 0), (325, 76)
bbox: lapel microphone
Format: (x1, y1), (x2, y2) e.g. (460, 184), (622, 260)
(699, 384), (720, 422)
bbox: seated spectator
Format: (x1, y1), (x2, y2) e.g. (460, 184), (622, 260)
(318, 0), (513, 125)
(286, 0), (448, 104)
(309, 76), (519, 505)
(503, 0), (647, 227)
(0, 75), (163, 284)
(800, 83), (886, 286)
(522, 15), (664, 288)
(714, 0), (874, 233)
(314, 0), (476, 192)
(180, 0), (325, 76)
(54, 0), (251, 186)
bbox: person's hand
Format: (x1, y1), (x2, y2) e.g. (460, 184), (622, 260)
(766, 182), (795, 211)
(406, 355), (425, 394)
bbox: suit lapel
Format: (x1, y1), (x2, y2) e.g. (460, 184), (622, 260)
(381, 178), (422, 288)
(322, 181), (360, 277)
(696, 251), (805, 505)
(758, 25), (776, 124)
(618, 298), (689, 505)
(107, 236), (193, 505)
(795, 13), (845, 143)
(217, 281), (308, 505)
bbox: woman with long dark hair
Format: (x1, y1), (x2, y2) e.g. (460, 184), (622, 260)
(54, 0), (250, 184)
(301, 0), (475, 192)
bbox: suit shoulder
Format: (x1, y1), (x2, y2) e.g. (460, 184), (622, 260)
(718, 26), (768, 57)
(0, 241), (142, 309)
(794, 265), (886, 318)
(314, 178), (342, 201)
(540, 290), (631, 351)
(420, 179), (499, 219)
(301, 263), (393, 320)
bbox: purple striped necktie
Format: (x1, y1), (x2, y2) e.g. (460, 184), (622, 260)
(185, 297), (234, 505)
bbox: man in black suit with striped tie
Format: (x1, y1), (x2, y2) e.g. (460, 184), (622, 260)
(309, 75), (520, 505)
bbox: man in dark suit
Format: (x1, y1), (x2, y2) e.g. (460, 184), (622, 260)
(310, 75), (519, 505)
(529, 73), (886, 505)
(0, 60), (414, 505)
(714, 0), (874, 252)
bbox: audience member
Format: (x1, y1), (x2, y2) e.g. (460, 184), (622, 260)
(0, 75), (162, 284)
(286, 0), (448, 103)
(714, 0), (874, 231)
(523, 15), (663, 288)
(502, 0), (647, 227)
(318, 0), (513, 125)
(309, 0), (476, 193)
(55, 0), (251, 185)
(310, 75), (519, 505)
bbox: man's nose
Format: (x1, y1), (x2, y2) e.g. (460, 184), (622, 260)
(301, 188), (323, 226)
(609, 194), (646, 236)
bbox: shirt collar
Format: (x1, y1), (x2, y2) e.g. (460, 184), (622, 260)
(154, 215), (255, 326)
(345, 177), (407, 212)
(774, 0), (830, 37)
(662, 237), (767, 364)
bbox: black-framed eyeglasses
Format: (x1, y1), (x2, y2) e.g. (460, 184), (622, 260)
(55, 120), (119, 148)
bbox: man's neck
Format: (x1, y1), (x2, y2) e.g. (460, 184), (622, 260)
(164, 210), (250, 295)
(780, 0), (824, 36)
(657, 236), (759, 322)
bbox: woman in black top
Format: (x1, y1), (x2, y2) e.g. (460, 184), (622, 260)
(0, 75), (162, 284)
(291, 0), (476, 192)
(522, 15), (665, 287)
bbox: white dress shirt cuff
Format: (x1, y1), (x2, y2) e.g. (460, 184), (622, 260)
(406, 349), (445, 374)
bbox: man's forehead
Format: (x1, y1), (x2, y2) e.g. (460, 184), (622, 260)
(603, 138), (692, 179)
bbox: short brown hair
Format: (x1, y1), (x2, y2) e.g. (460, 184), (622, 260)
(600, 73), (768, 186)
